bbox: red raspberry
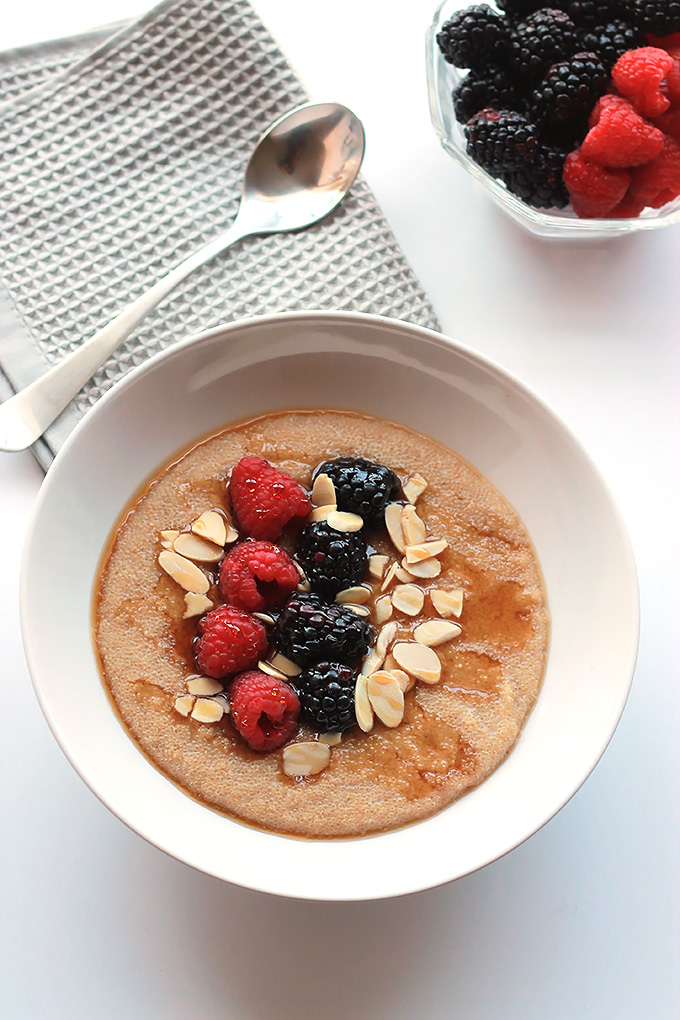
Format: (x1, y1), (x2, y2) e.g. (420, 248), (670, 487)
(654, 108), (680, 144)
(563, 150), (630, 218)
(195, 605), (268, 678)
(612, 47), (674, 118)
(647, 34), (680, 52)
(219, 540), (299, 612)
(581, 95), (664, 168)
(607, 193), (646, 219)
(629, 135), (680, 208)
(229, 456), (311, 541)
(665, 49), (680, 105)
(229, 670), (300, 752)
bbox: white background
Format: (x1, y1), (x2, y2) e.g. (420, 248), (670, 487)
(1, 2), (679, 1017)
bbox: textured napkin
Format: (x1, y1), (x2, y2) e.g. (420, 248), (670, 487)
(0, 0), (439, 470)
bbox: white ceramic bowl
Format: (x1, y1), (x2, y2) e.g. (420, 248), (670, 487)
(21, 311), (639, 900)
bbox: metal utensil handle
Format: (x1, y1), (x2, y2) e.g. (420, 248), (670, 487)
(0, 220), (249, 453)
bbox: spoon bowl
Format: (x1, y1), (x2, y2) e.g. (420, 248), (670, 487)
(0, 102), (365, 453)
(239, 103), (364, 233)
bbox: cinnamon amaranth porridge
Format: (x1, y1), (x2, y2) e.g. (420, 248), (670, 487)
(95, 410), (549, 838)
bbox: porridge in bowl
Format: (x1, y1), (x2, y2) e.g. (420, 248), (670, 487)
(95, 409), (549, 838)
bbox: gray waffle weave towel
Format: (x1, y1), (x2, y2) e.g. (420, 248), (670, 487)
(0, 0), (439, 470)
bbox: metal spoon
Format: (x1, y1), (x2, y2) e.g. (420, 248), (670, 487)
(0, 101), (365, 452)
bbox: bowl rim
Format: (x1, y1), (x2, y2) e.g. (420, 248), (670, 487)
(426, 0), (680, 237)
(20, 309), (640, 899)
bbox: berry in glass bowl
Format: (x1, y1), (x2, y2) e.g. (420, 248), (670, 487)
(427, 0), (680, 236)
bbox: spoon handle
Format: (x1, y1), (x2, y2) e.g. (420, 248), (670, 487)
(0, 219), (251, 452)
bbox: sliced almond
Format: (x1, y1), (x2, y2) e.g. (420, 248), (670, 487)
(395, 567), (413, 582)
(368, 668), (398, 687)
(390, 667), (415, 694)
(258, 660), (289, 681)
(318, 732), (342, 747)
(191, 510), (227, 547)
(354, 673), (374, 732)
(376, 620), (398, 658)
(311, 473), (336, 508)
(191, 698), (224, 723)
(174, 695), (195, 717)
(380, 562), (400, 592)
(367, 672), (404, 728)
(401, 556), (441, 579)
(400, 504), (427, 546)
(326, 510), (363, 532)
(253, 611), (276, 625)
(392, 642), (442, 684)
(158, 550), (209, 594)
(385, 503), (406, 553)
(368, 554), (389, 579)
(183, 592), (213, 619)
(173, 532), (224, 563)
(404, 539), (449, 564)
(362, 648), (385, 677)
(392, 584), (425, 616)
(187, 676), (224, 696)
(374, 594), (393, 625)
(282, 741), (331, 777)
(347, 604), (370, 617)
(403, 473), (428, 504)
(414, 619), (462, 646)
(269, 653), (302, 677)
(310, 504), (336, 522)
(225, 523), (239, 544)
(160, 529), (180, 549)
(335, 585), (371, 605)
(293, 563), (311, 595)
(430, 588), (464, 618)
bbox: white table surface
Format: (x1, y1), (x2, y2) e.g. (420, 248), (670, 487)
(2, 2), (679, 1017)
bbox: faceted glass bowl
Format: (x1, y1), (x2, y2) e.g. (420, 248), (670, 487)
(426, 0), (680, 239)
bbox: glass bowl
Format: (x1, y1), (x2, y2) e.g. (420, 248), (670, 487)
(426, 0), (680, 239)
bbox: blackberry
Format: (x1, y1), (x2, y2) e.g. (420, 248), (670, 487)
(621, 1), (680, 35)
(294, 662), (357, 733)
(509, 9), (579, 81)
(497, 0), (546, 17)
(465, 109), (540, 174)
(557, 2), (629, 27)
(314, 457), (400, 527)
(502, 144), (569, 207)
(274, 592), (372, 668)
(531, 52), (608, 142)
(453, 66), (525, 123)
(579, 19), (644, 69)
(436, 5), (511, 71)
(296, 520), (367, 596)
